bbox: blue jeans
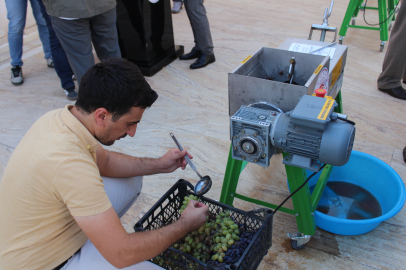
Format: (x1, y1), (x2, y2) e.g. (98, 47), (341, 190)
(5, 0), (52, 67)
(37, 0), (74, 90)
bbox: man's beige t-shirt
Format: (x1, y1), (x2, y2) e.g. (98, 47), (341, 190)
(0, 106), (112, 270)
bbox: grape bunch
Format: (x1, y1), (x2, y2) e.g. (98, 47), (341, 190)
(171, 195), (258, 268)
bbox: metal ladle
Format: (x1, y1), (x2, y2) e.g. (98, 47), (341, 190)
(170, 132), (212, 195)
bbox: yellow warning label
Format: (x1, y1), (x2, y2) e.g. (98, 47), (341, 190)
(314, 65), (323, 74)
(317, 98), (335, 120)
(331, 56), (343, 89)
(241, 55), (252, 64)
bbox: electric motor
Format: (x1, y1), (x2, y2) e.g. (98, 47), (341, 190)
(230, 95), (355, 172)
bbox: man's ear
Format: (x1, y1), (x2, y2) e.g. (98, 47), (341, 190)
(93, 108), (109, 126)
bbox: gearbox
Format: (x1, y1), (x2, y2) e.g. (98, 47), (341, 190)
(230, 95), (355, 172)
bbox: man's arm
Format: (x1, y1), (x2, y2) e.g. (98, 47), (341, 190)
(74, 200), (208, 269)
(96, 144), (192, 178)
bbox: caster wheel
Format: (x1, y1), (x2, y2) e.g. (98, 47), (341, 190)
(380, 44), (385, 52)
(338, 38), (343, 45)
(351, 18), (356, 25)
(290, 239), (306, 250)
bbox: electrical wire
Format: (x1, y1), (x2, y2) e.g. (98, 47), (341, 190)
(338, 117), (356, 125)
(363, 0), (400, 26)
(273, 164), (327, 214)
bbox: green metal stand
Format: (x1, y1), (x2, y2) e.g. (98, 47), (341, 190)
(220, 92), (343, 237)
(338, 0), (397, 51)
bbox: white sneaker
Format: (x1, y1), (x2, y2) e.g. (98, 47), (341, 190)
(172, 1), (183, 13)
(11, 66), (24, 85)
(47, 58), (54, 68)
(64, 87), (78, 101)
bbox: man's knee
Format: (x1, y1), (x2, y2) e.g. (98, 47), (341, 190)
(102, 176), (143, 217)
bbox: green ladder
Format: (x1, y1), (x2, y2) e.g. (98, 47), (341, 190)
(219, 91), (343, 249)
(338, 0), (398, 51)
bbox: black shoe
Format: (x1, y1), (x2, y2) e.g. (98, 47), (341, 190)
(190, 53), (215, 69)
(403, 147), (406, 163)
(179, 49), (202, 60)
(378, 86), (406, 100)
(64, 87), (78, 101)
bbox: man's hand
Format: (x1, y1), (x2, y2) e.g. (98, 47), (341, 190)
(73, 200), (208, 268)
(179, 200), (209, 232)
(157, 148), (193, 173)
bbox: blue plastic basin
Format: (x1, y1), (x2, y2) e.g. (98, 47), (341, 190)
(291, 150), (405, 235)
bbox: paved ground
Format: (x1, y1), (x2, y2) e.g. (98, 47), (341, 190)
(1, 0), (405, 269)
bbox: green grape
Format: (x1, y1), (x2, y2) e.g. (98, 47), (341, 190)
(186, 245), (191, 252)
(218, 255), (223, 262)
(222, 244), (227, 251)
(212, 254), (218, 260)
(226, 233), (231, 240)
(191, 242), (197, 248)
(228, 239), (234, 245)
(234, 229), (240, 234)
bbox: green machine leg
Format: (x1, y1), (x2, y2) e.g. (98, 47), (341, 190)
(339, 0), (364, 37)
(220, 91), (343, 237)
(339, 0), (397, 48)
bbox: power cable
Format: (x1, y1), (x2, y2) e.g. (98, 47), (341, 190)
(363, 0), (400, 26)
(273, 164), (327, 214)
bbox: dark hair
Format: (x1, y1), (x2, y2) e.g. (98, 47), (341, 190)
(75, 58), (158, 121)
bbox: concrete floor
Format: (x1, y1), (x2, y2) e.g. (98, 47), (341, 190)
(0, 0), (406, 269)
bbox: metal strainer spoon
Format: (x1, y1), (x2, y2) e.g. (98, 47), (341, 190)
(169, 132), (212, 195)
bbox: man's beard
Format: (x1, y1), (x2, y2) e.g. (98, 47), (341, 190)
(95, 132), (127, 146)
(95, 135), (115, 146)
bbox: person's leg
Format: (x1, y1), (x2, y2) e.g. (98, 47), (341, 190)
(51, 16), (94, 85)
(183, 0), (214, 55)
(102, 176), (143, 218)
(377, 3), (406, 90)
(62, 176), (164, 270)
(37, 0), (74, 90)
(172, 0), (183, 14)
(89, 8), (121, 62)
(29, 0), (52, 61)
(5, 0), (27, 67)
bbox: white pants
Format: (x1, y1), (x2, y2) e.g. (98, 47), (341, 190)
(62, 176), (164, 270)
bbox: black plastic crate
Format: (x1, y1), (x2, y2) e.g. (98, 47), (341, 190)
(134, 179), (273, 270)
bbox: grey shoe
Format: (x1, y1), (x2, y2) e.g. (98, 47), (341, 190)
(11, 66), (24, 85)
(64, 87), (78, 101)
(47, 58), (54, 68)
(172, 1), (183, 13)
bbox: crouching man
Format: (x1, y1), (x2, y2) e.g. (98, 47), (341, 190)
(0, 58), (208, 270)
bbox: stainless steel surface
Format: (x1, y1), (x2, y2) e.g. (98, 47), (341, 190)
(309, 42), (337, 54)
(194, 175), (212, 195)
(228, 47), (329, 117)
(169, 132), (212, 195)
(278, 38), (348, 96)
(308, 1), (337, 42)
(169, 132), (203, 179)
